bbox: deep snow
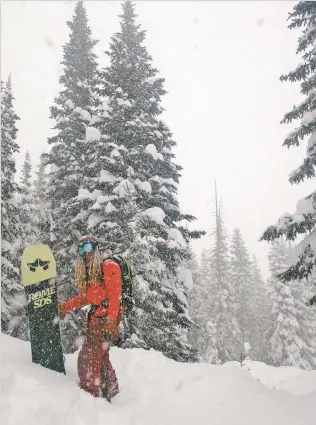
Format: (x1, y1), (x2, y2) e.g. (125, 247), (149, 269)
(1, 334), (316, 425)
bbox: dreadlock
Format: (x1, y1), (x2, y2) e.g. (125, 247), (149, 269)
(74, 248), (104, 293)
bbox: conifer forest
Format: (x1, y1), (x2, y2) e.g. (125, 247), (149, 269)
(2, 0), (316, 370)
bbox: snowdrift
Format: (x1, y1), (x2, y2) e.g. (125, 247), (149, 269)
(236, 359), (316, 396)
(1, 334), (316, 425)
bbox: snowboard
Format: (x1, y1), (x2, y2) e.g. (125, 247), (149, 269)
(21, 244), (65, 374)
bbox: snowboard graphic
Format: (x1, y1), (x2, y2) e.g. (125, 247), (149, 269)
(22, 245), (65, 374)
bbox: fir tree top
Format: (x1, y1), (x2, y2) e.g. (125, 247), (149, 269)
(1, 76), (20, 164)
(60, 0), (99, 107)
(1, 76), (20, 201)
(20, 151), (32, 191)
(44, 0), (100, 206)
(104, 0), (166, 114)
(96, 0), (204, 248)
(49, 0), (99, 139)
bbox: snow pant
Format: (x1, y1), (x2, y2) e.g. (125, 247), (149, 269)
(77, 317), (119, 401)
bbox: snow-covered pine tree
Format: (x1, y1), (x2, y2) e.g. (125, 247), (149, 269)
(33, 155), (49, 243)
(208, 190), (240, 363)
(251, 254), (271, 362)
(188, 248), (215, 362)
(42, 0), (100, 352)
(21, 151), (32, 188)
(306, 265), (316, 305)
(267, 239), (316, 369)
(261, 2), (316, 294)
(179, 244), (206, 360)
(119, 209), (198, 362)
(182, 244), (200, 297)
(205, 320), (220, 365)
(1, 77), (27, 340)
(185, 246), (201, 327)
(90, 0), (204, 361)
(230, 228), (256, 356)
(293, 274), (316, 367)
(18, 151), (38, 249)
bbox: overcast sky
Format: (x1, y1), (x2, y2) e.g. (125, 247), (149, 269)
(2, 0), (315, 278)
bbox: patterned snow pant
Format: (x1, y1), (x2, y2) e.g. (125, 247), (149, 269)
(77, 317), (119, 401)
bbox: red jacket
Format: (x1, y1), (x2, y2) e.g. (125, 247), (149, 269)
(65, 259), (123, 325)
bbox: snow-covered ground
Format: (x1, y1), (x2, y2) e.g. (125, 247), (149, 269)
(236, 359), (316, 396)
(1, 334), (316, 425)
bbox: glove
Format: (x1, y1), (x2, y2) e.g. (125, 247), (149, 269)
(58, 301), (67, 319)
(103, 319), (119, 342)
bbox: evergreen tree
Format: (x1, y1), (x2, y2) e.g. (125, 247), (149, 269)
(21, 151), (32, 188)
(121, 212), (198, 362)
(18, 151), (37, 248)
(33, 155), (49, 243)
(1, 77), (27, 339)
(230, 228), (256, 355)
(251, 254), (271, 362)
(267, 239), (316, 369)
(261, 2), (316, 291)
(208, 192), (240, 363)
(306, 265), (316, 305)
(42, 0), (100, 352)
(84, 0), (205, 361)
(188, 248), (212, 361)
(205, 320), (220, 364)
(182, 245), (200, 293)
(185, 246), (201, 328)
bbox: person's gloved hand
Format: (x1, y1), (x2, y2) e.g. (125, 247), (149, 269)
(58, 301), (67, 319)
(104, 319), (119, 342)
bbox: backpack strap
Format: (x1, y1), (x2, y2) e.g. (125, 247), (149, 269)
(100, 257), (113, 285)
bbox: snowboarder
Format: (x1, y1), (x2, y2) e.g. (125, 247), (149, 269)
(58, 235), (123, 401)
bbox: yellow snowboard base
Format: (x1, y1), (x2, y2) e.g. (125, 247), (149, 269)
(21, 245), (56, 287)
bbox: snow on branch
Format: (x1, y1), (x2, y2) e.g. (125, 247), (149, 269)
(261, 191), (316, 241)
(86, 126), (101, 142)
(142, 207), (166, 225)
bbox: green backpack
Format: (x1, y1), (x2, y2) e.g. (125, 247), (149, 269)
(103, 255), (135, 316)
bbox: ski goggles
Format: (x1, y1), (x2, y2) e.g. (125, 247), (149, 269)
(78, 241), (95, 256)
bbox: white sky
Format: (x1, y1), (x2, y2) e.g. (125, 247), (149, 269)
(2, 0), (315, 278)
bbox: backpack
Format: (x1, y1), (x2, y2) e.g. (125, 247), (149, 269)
(102, 255), (135, 316)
